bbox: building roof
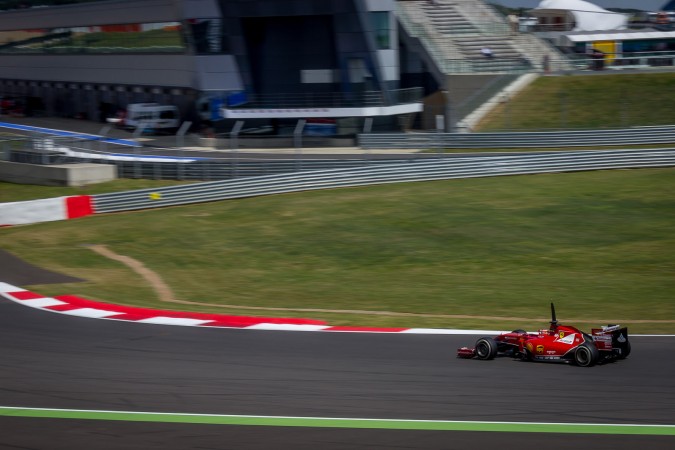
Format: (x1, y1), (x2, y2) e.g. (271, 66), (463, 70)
(562, 29), (675, 43)
(531, 0), (629, 32)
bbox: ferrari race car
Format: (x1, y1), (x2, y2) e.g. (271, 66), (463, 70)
(457, 303), (630, 367)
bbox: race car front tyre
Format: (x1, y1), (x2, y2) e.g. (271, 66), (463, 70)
(475, 337), (498, 360)
(574, 343), (600, 367)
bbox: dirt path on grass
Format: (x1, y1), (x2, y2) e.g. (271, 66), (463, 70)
(88, 245), (180, 304)
(87, 245), (675, 324)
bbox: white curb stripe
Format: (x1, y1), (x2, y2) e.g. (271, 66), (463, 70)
(137, 317), (215, 326)
(59, 308), (125, 319)
(246, 323), (331, 331)
(0, 283), (25, 293)
(402, 328), (509, 335)
(20, 297), (67, 308)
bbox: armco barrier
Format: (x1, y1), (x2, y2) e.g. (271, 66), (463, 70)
(358, 126), (675, 149)
(92, 149), (675, 214)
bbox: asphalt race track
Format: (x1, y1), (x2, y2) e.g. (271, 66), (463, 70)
(1, 256), (674, 449)
(0, 297), (673, 448)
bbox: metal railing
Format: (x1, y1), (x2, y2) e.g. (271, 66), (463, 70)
(223, 88), (424, 110)
(6, 125), (675, 182)
(358, 126), (675, 149)
(443, 58), (532, 73)
(550, 53), (675, 72)
(92, 148), (675, 213)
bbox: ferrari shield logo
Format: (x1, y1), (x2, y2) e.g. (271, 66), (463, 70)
(559, 331), (565, 339)
(536, 345), (544, 354)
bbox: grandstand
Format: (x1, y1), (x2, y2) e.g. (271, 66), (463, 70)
(397, 0), (566, 74)
(395, 0), (567, 130)
(0, 0), (629, 137)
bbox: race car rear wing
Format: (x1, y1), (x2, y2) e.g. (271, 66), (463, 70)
(591, 325), (629, 352)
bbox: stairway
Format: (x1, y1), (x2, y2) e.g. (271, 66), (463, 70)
(421, 1), (478, 34)
(397, 0), (567, 73)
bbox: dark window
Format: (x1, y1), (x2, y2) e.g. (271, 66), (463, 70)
(370, 12), (391, 50)
(187, 18), (226, 54)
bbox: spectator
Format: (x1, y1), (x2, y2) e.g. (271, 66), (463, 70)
(588, 49), (605, 71)
(481, 47), (494, 58)
(508, 14), (519, 34)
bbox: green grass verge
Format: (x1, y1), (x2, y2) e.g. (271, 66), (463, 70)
(1, 407), (674, 434)
(477, 73), (675, 131)
(1, 169), (674, 333)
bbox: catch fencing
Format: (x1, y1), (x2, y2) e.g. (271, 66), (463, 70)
(92, 148), (675, 214)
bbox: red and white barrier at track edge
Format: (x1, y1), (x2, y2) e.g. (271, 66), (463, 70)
(0, 196), (93, 226)
(0, 282), (504, 334)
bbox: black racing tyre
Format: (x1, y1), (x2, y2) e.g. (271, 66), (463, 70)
(574, 343), (600, 367)
(618, 341), (631, 359)
(475, 337), (498, 360)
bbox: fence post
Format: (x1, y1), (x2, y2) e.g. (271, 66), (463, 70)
(560, 91), (568, 130)
(294, 119), (306, 172)
(444, 90), (454, 133)
(98, 124), (111, 154)
(230, 120), (244, 179)
(176, 121), (192, 149)
(363, 117), (373, 162)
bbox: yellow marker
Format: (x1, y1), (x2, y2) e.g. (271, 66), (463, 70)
(149, 192), (162, 200)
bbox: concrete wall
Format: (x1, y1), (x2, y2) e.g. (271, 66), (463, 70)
(0, 161), (116, 186)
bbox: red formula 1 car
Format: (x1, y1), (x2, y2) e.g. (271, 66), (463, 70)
(457, 303), (630, 367)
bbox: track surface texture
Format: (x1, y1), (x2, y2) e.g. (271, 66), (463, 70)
(0, 289), (673, 449)
(1, 237), (674, 449)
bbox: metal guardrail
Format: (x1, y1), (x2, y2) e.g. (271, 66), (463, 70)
(109, 159), (380, 181)
(92, 149), (675, 213)
(224, 87), (424, 109)
(7, 126), (675, 181)
(358, 126), (675, 149)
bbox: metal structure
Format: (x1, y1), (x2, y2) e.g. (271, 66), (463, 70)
(4, 125), (675, 181)
(358, 126), (675, 149)
(92, 148), (675, 213)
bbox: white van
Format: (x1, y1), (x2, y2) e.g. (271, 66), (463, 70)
(120, 103), (180, 132)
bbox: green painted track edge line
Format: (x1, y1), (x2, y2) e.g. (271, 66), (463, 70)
(0, 407), (674, 435)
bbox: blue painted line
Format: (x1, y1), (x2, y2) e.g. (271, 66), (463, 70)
(0, 121), (141, 147)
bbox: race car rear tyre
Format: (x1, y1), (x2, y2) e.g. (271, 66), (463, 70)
(618, 341), (631, 359)
(475, 337), (498, 360)
(574, 343), (600, 367)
